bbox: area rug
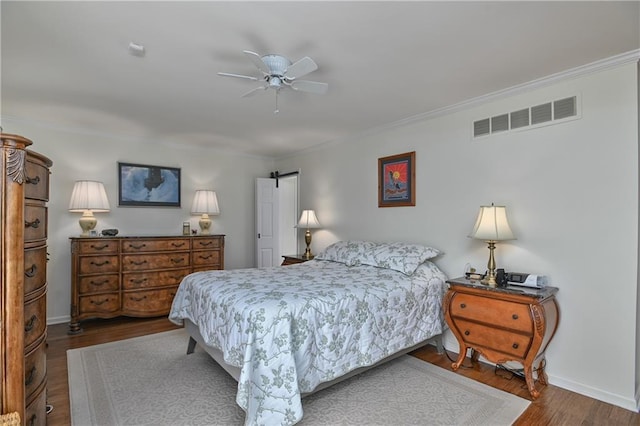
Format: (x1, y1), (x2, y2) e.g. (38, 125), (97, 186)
(68, 329), (530, 426)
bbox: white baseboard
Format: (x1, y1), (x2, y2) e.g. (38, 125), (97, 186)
(47, 315), (70, 326)
(441, 329), (638, 413)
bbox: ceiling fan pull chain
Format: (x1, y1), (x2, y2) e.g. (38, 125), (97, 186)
(274, 90), (280, 114)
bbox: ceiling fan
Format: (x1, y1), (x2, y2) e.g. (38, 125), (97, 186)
(218, 50), (328, 112)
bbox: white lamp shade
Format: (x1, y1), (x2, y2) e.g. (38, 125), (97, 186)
(191, 190), (220, 215)
(68, 181), (110, 212)
(297, 210), (321, 229)
(468, 204), (515, 241)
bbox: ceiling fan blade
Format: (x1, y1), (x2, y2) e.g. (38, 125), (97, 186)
(241, 85), (268, 98)
(217, 72), (259, 81)
(243, 50), (270, 75)
(285, 57), (318, 80)
(290, 80), (328, 95)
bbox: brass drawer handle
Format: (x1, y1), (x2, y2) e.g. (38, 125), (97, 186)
(129, 243), (146, 249)
(130, 295), (147, 302)
(512, 343), (519, 349)
(171, 242), (186, 247)
(91, 260), (110, 267)
(25, 366), (37, 386)
(199, 254), (213, 260)
(24, 218), (40, 228)
(199, 241), (213, 247)
(91, 243), (110, 250)
(512, 314), (519, 320)
(130, 260), (147, 266)
(25, 175), (40, 185)
(464, 330), (470, 336)
(171, 258), (185, 264)
(130, 278), (147, 284)
(90, 279), (109, 286)
(460, 303), (466, 309)
(25, 315), (38, 332)
(91, 299), (109, 305)
(25, 264), (38, 278)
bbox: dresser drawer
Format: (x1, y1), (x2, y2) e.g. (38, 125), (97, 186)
(79, 274), (119, 294)
(193, 237), (222, 250)
(24, 245), (47, 296)
(449, 292), (532, 333)
(122, 238), (190, 253)
(78, 255), (119, 274)
(453, 318), (531, 358)
(76, 239), (119, 254)
(24, 291), (46, 350)
(24, 154), (50, 201)
(192, 250), (220, 267)
(122, 252), (190, 271)
(25, 339), (47, 400)
(79, 293), (120, 314)
(122, 288), (177, 315)
(122, 268), (190, 290)
(24, 203), (47, 242)
(24, 381), (47, 426)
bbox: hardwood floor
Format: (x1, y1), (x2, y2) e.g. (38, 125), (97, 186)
(46, 317), (640, 425)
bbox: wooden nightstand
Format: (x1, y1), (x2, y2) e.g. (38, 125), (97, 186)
(281, 254), (314, 266)
(443, 277), (559, 399)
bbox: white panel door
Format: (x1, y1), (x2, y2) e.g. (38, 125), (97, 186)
(256, 178), (279, 267)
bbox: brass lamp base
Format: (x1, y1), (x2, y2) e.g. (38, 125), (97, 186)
(481, 240), (498, 287)
(303, 229), (313, 259)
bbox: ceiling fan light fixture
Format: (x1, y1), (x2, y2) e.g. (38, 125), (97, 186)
(261, 54), (290, 76)
(269, 77), (283, 89)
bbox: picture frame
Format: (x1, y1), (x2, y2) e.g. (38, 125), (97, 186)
(378, 151), (416, 207)
(118, 162), (181, 207)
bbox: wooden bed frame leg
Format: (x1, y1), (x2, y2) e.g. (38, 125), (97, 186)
(435, 335), (444, 354)
(187, 336), (197, 354)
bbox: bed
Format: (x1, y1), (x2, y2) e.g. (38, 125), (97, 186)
(169, 240), (448, 425)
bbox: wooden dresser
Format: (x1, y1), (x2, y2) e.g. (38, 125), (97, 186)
(1, 133), (52, 425)
(69, 235), (224, 333)
(444, 277), (559, 399)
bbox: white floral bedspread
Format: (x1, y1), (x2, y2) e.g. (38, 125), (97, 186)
(169, 259), (447, 426)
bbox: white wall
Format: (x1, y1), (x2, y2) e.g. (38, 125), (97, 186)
(276, 63), (639, 410)
(1, 119), (274, 323)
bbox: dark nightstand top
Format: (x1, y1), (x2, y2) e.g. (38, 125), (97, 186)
(446, 276), (558, 300)
(282, 254), (314, 261)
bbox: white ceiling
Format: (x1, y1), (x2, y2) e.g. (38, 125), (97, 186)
(2, 1), (639, 158)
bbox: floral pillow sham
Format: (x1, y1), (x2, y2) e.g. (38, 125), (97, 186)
(315, 240), (440, 275)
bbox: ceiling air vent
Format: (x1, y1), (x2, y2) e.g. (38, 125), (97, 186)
(473, 118), (490, 137)
(554, 96), (577, 120)
(510, 108), (529, 129)
(472, 95), (579, 140)
(491, 114), (509, 133)
(531, 102), (552, 125)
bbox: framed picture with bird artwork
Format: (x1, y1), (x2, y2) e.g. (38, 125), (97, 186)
(118, 162), (181, 207)
(378, 151), (415, 207)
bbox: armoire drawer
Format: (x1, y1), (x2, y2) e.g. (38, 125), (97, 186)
(24, 339), (47, 400)
(24, 291), (46, 351)
(24, 154), (50, 202)
(24, 203), (47, 242)
(24, 245), (47, 296)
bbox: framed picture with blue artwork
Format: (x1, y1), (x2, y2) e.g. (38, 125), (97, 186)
(378, 151), (415, 207)
(118, 162), (181, 207)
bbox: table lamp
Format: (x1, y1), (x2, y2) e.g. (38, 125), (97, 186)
(297, 210), (321, 259)
(68, 180), (110, 237)
(191, 190), (220, 235)
(468, 203), (515, 287)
